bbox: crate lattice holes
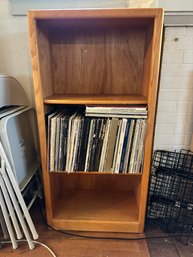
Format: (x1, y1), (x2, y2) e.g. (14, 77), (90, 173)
(147, 149), (193, 243)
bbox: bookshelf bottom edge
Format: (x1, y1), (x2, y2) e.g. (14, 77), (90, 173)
(50, 218), (141, 233)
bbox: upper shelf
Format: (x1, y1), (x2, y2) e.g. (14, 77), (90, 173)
(44, 94), (147, 105)
(29, 9), (163, 103)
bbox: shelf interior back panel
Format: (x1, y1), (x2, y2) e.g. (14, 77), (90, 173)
(36, 18), (154, 98)
(54, 189), (139, 222)
(51, 173), (142, 222)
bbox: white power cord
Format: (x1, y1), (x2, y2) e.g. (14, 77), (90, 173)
(1, 240), (57, 257)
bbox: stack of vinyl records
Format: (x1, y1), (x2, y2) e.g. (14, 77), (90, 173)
(47, 106), (147, 174)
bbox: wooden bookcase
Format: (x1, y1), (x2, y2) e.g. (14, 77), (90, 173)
(28, 8), (163, 233)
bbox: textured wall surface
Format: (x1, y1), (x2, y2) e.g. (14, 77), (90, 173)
(154, 27), (193, 150)
(0, 0), (35, 106)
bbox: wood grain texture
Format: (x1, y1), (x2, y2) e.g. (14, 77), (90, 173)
(50, 173), (141, 232)
(36, 22), (54, 98)
(0, 202), (151, 256)
(138, 9), (164, 231)
(142, 25), (154, 98)
(51, 27), (145, 95)
(28, 8), (163, 20)
(28, 8), (163, 233)
(53, 189), (140, 232)
(28, 14), (54, 225)
(44, 94), (147, 105)
(52, 172), (141, 192)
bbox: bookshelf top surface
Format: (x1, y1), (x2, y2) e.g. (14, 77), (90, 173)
(29, 9), (163, 33)
(28, 8), (163, 20)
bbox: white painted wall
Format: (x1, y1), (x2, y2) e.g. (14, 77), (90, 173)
(0, 0), (35, 106)
(10, 0), (157, 15)
(159, 0), (193, 11)
(154, 27), (193, 150)
(0, 0), (193, 150)
(10, 0), (193, 15)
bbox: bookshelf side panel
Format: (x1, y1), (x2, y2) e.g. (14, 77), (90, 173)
(28, 13), (54, 224)
(36, 22), (55, 98)
(142, 25), (154, 98)
(138, 9), (164, 231)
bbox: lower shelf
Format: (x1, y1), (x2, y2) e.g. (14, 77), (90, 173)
(51, 189), (140, 232)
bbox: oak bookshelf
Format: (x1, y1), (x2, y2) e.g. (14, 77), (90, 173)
(28, 8), (163, 232)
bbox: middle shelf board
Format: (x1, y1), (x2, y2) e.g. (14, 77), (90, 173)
(49, 171), (142, 175)
(44, 94), (147, 105)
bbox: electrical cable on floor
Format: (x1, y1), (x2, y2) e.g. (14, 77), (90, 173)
(45, 222), (193, 242)
(1, 240), (57, 257)
(171, 237), (181, 257)
(38, 198), (193, 242)
(1, 198), (192, 257)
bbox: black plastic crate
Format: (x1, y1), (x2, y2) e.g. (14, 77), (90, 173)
(147, 149), (193, 243)
(149, 168), (193, 205)
(147, 197), (193, 244)
(152, 149), (193, 176)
